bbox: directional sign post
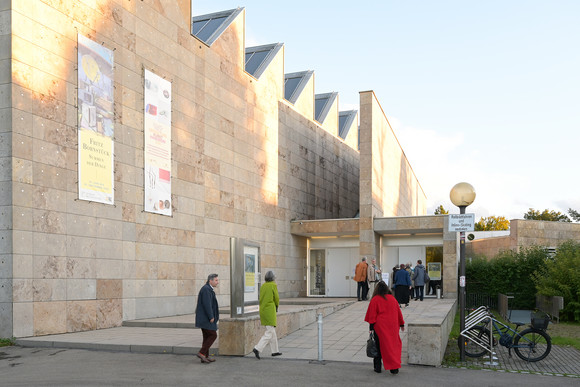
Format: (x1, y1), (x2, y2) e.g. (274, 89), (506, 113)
(449, 213), (475, 232)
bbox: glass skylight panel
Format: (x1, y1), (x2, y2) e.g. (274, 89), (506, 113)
(339, 115), (348, 138)
(284, 77), (302, 101)
(192, 8), (243, 46)
(338, 110), (357, 140)
(193, 16), (228, 43)
(245, 49), (270, 76)
(315, 97), (329, 122)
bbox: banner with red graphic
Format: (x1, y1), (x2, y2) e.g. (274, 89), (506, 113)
(144, 69), (172, 215)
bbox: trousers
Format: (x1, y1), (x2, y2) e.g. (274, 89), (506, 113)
(255, 325), (279, 353)
(200, 328), (217, 357)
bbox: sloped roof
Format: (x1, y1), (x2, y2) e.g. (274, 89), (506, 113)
(192, 8), (243, 46)
(245, 43), (283, 79)
(338, 110), (358, 139)
(314, 92), (338, 123)
(284, 70), (314, 104)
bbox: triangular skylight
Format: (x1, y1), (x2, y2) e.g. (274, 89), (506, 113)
(284, 71), (313, 104)
(192, 8), (242, 46)
(245, 43), (283, 79)
(338, 110), (358, 139)
(315, 92), (338, 123)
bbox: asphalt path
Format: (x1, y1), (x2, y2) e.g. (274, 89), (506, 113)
(1, 346), (579, 386)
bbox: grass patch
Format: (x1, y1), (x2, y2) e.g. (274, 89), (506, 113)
(0, 337), (15, 347)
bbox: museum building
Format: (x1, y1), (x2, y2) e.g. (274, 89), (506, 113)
(0, 1), (460, 338)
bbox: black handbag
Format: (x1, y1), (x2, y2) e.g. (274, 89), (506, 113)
(366, 331), (379, 358)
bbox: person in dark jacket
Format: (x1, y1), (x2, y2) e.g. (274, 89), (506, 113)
(412, 260), (427, 301)
(393, 263), (412, 307)
(195, 273), (219, 363)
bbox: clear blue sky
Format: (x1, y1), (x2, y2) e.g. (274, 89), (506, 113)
(193, 1), (580, 221)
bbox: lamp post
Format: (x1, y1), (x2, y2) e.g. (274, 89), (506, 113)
(450, 182), (476, 362)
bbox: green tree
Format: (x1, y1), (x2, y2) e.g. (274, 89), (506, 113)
(569, 208), (580, 222)
(474, 216), (510, 231)
(434, 205), (449, 215)
(523, 208), (571, 222)
(532, 241), (580, 322)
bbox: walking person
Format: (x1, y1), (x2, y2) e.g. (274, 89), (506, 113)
(412, 260), (427, 301)
(367, 258), (382, 296)
(252, 271), (282, 359)
(353, 257), (369, 301)
(393, 263), (412, 307)
(364, 281), (405, 374)
(406, 263), (414, 300)
(195, 273), (219, 363)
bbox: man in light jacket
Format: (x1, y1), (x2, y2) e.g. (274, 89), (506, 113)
(367, 258), (382, 297)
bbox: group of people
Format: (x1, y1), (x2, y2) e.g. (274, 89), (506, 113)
(194, 271), (282, 364)
(392, 260), (428, 307)
(353, 257), (382, 301)
(195, 258), (414, 376)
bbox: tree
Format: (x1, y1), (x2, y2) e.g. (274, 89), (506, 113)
(474, 216), (510, 231)
(569, 208), (580, 222)
(532, 241), (580, 322)
(434, 205), (449, 215)
(523, 208), (571, 222)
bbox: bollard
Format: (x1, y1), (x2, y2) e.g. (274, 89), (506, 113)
(317, 313), (323, 361)
(436, 287), (441, 299)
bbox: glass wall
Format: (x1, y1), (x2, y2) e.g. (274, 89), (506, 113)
(309, 249), (326, 295)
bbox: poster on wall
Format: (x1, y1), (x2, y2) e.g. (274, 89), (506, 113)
(428, 262), (442, 281)
(244, 252), (256, 293)
(77, 34), (115, 205)
(144, 69), (172, 215)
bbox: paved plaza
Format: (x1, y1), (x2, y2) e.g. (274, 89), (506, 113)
(13, 297), (580, 380)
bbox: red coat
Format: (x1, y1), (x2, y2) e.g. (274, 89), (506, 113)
(364, 294), (405, 370)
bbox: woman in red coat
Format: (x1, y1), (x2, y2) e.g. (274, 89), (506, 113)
(364, 281), (405, 374)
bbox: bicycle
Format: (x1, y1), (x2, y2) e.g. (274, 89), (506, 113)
(458, 306), (552, 362)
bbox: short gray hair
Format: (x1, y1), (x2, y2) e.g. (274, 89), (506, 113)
(264, 270), (275, 282)
(362, 257), (366, 261)
(207, 273), (218, 282)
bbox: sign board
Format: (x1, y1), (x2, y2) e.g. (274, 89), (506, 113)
(449, 214), (475, 232)
(381, 272), (390, 287)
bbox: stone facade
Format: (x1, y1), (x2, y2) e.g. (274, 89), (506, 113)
(0, 1), (429, 338)
(467, 219), (580, 259)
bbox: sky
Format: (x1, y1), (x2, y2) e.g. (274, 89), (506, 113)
(193, 1), (580, 221)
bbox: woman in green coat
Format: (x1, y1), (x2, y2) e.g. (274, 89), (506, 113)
(252, 271), (282, 359)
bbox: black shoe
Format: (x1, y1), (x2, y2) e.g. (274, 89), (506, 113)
(271, 352), (282, 357)
(390, 369), (399, 374)
(252, 348), (260, 360)
(374, 368), (382, 373)
(405, 304), (409, 307)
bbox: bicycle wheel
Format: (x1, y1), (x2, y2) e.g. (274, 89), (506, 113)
(513, 328), (551, 362)
(459, 325), (491, 358)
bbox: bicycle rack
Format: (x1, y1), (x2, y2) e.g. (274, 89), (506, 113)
(460, 306), (498, 365)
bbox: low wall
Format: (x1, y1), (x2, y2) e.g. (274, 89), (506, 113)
(406, 299), (457, 366)
(219, 300), (353, 356)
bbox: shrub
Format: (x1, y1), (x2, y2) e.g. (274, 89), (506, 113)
(466, 246), (549, 309)
(532, 241), (580, 322)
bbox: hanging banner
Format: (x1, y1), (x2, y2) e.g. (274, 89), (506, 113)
(144, 69), (172, 215)
(77, 34), (115, 205)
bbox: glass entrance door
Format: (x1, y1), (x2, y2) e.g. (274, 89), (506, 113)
(426, 246), (443, 295)
(309, 249), (326, 295)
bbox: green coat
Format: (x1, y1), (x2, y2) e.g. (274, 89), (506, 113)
(259, 281), (279, 326)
